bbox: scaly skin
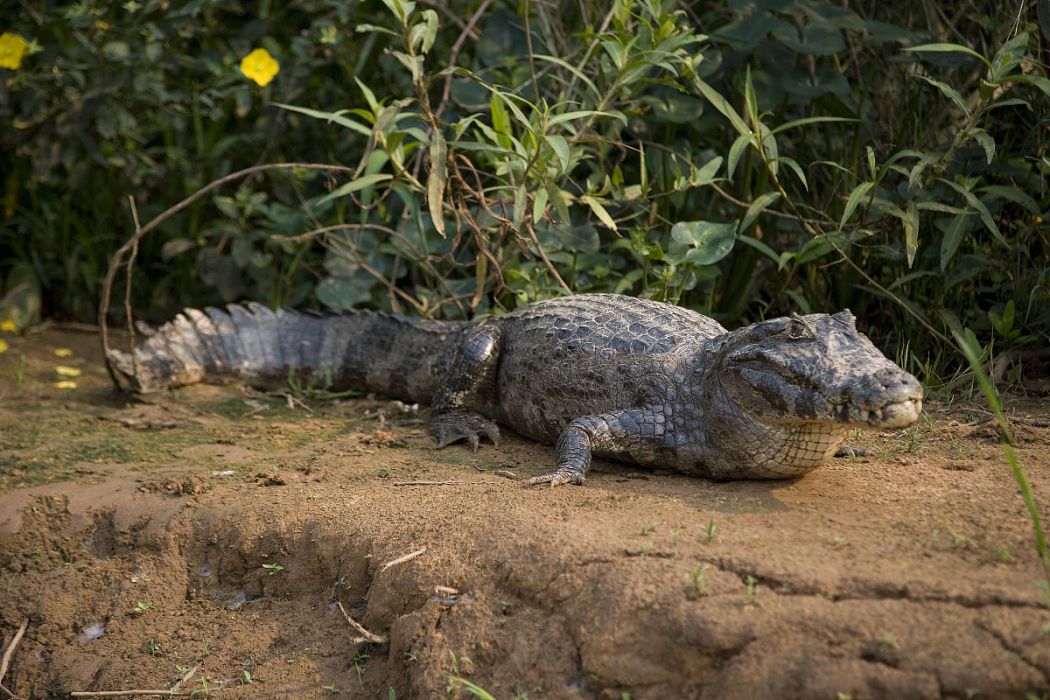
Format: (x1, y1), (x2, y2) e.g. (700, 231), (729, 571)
(107, 294), (924, 485)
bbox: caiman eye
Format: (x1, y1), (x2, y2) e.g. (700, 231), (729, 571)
(783, 314), (815, 340)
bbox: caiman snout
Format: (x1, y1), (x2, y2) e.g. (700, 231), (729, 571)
(840, 366), (923, 429)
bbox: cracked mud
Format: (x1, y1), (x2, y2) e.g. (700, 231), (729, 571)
(1, 329), (1049, 699)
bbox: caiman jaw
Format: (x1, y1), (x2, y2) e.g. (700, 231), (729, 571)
(852, 396), (923, 429)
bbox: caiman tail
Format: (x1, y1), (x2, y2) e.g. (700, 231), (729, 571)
(106, 302), (468, 402)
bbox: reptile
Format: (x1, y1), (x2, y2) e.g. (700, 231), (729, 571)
(106, 294), (923, 485)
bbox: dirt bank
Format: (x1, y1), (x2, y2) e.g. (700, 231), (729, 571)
(1, 328), (1049, 699)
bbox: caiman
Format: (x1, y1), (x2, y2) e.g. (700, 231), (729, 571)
(105, 294), (924, 485)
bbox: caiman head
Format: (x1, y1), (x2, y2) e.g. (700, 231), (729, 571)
(713, 310), (923, 430)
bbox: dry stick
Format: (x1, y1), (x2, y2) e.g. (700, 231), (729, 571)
(70, 691), (187, 698)
(380, 546), (427, 572)
(335, 602), (388, 645)
(71, 664), (198, 698)
(0, 681), (17, 700)
(169, 665), (197, 693)
(433, 0), (496, 120)
(392, 480), (471, 486)
(0, 619), (28, 691)
(125, 196), (142, 382)
(98, 162), (356, 391)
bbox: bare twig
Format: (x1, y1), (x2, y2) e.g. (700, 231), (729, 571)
(99, 162), (356, 391)
(434, 0), (496, 120)
(392, 480), (468, 486)
(70, 691), (187, 698)
(380, 546), (427, 571)
(70, 665), (198, 698)
(169, 666), (197, 693)
(0, 680), (18, 699)
(125, 196), (142, 382)
(336, 602), (388, 644)
(0, 619), (28, 690)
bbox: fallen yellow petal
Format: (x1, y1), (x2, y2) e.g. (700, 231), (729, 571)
(54, 380), (78, 389)
(55, 365), (82, 377)
(0, 339), (7, 353)
(0, 320), (15, 332)
(55, 348), (74, 357)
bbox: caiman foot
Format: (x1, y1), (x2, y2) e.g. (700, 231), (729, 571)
(525, 464), (586, 488)
(428, 410), (500, 451)
(835, 444), (871, 457)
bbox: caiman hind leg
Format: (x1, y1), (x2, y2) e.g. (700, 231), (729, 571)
(526, 408), (665, 487)
(429, 324), (502, 450)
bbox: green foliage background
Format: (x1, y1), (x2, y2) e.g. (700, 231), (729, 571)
(2, 0), (1048, 381)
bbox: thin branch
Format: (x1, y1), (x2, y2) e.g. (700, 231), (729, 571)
(0, 619), (28, 690)
(335, 602), (388, 645)
(99, 163), (356, 391)
(70, 691), (188, 698)
(125, 196), (142, 382)
(434, 0), (496, 121)
(392, 480), (475, 486)
(380, 546), (427, 572)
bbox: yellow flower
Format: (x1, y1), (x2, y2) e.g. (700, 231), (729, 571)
(0, 319), (15, 332)
(0, 339), (7, 353)
(55, 348), (74, 357)
(54, 380), (78, 390)
(240, 48), (279, 87)
(0, 32), (28, 70)
(55, 365), (82, 377)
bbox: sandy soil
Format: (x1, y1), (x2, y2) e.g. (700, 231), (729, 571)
(1, 328), (1049, 700)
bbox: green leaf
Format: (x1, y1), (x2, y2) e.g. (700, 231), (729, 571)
(691, 157), (723, 187)
(972, 129), (996, 164)
(512, 185), (527, 230)
(670, 221), (737, 265)
(1002, 73), (1050, 97)
(866, 146), (877, 179)
(940, 179), (1005, 244)
(693, 77), (751, 138)
(912, 75), (970, 117)
(581, 195), (617, 231)
(532, 54), (600, 98)
(902, 200), (919, 267)
(744, 65), (759, 128)
(741, 193), (781, 231)
(548, 110), (627, 127)
(356, 23), (400, 38)
(739, 234), (781, 266)
(978, 185), (1040, 214)
(771, 116), (858, 135)
(318, 174), (393, 204)
(427, 130), (447, 237)
(412, 9), (439, 54)
(727, 133), (752, 179)
(532, 187), (549, 224)
(545, 134), (570, 172)
(777, 156), (807, 190)
(273, 104), (373, 138)
(490, 93), (512, 150)
(354, 78), (379, 114)
(758, 124), (779, 176)
(905, 42), (990, 69)
(840, 182), (874, 228)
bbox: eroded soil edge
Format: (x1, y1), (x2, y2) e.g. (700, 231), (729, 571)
(1, 329), (1049, 699)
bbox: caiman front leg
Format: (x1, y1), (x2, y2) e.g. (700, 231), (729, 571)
(526, 408), (665, 487)
(429, 324), (502, 450)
